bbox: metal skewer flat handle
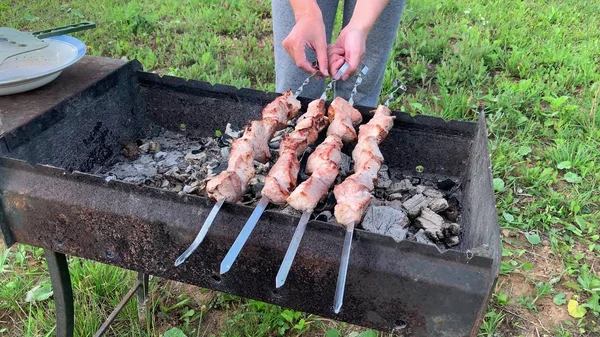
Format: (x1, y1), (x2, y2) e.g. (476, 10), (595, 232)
(220, 196), (270, 274)
(174, 199), (225, 266)
(348, 66), (369, 106)
(333, 221), (355, 313)
(275, 211), (311, 288)
(384, 79), (407, 107)
(294, 61), (320, 98)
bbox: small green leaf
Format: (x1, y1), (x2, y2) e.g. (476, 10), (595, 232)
(179, 123), (187, 130)
(24, 13), (40, 22)
(215, 129), (222, 137)
(358, 330), (378, 337)
(182, 309), (195, 318)
(553, 293), (566, 306)
(521, 262), (534, 271)
(524, 232), (541, 245)
(502, 212), (514, 223)
(25, 283), (53, 302)
(325, 329), (341, 337)
(582, 294), (600, 312)
(564, 172), (582, 183)
(163, 327), (187, 337)
(557, 161), (572, 170)
(518, 146), (532, 156)
(567, 299), (587, 318)
(493, 178), (505, 192)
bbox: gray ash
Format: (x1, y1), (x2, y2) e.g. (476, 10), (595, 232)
(99, 125), (462, 250)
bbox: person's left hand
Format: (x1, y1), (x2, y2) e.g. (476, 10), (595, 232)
(327, 25), (367, 81)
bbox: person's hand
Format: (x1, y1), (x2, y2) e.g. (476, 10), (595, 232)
(282, 10), (329, 77)
(327, 25), (367, 81)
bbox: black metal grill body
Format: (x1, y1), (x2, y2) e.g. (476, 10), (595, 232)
(0, 61), (500, 336)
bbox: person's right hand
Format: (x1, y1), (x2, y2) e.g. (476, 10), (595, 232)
(282, 9), (329, 77)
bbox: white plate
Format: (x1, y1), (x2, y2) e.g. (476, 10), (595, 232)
(0, 35), (87, 96)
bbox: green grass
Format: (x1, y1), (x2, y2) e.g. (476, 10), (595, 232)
(1, 0), (600, 336)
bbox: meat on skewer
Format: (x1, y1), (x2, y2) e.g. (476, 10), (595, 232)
(206, 90), (301, 202)
(286, 97), (362, 212)
(333, 104), (395, 226)
(262, 99), (328, 204)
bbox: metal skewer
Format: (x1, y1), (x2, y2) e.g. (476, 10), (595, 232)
(174, 72), (321, 268)
(333, 221), (355, 313)
(275, 65), (369, 288)
(174, 199), (224, 266)
(332, 78), (406, 313)
(218, 63), (351, 274)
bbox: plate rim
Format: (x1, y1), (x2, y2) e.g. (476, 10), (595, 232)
(0, 35), (87, 86)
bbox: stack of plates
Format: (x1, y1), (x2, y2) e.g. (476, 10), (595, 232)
(0, 35), (87, 96)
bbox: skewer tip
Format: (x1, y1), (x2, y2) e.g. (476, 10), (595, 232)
(220, 262), (231, 275)
(275, 277), (285, 289)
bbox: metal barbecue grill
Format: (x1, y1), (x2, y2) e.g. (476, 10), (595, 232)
(0, 56), (500, 337)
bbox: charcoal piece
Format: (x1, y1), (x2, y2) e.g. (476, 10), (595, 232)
(139, 141), (161, 154)
(427, 198), (449, 213)
(374, 189), (386, 199)
(415, 208), (444, 241)
(218, 134), (233, 147)
(160, 151), (184, 168)
(220, 147), (230, 158)
(121, 141), (140, 160)
(184, 152), (207, 164)
(269, 135), (282, 149)
(225, 123), (243, 139)
(437, 178), (456, 191)
(423, 188), (444, 199)
(315, 211), (333, 222)
(410, 177), (421, 185)
(442, 197), (460, 222)
(387, 193), (403, 201)
(315, 192), (336, 212)
(402, 193), (429, 218)
(414, 229), (435, 245)
(154, 151), (167, 160)
(281, 205), (302, 218)
(255, 162), (271, 175)
(339, 153), (352, 177)
(442, 222), (461, 236)
(251, 183), (264, 198)
(206, 160), (227, 177)
(387, 179), (413, 194)
(376, 167), (392, 189)
(386, 200), (403, 209)
(361, 205), (409, 242)
(445, 236), (460, 246)
(415, 185), (427, 194)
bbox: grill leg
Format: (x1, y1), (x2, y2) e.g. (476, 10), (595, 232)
(45, 249), (74, 337)
(137, 272), (149, 324)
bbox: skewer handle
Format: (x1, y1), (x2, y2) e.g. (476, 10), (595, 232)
(294, 61), (320, 98)
(333, 221), (355, 314)
(174, 199), (225, 266)
(275, 211), (311, 288)
(220, 196), (270, 274)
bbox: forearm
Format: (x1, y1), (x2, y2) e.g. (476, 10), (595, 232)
(347, 0), (390, 35)
(289, 0), (322, 22)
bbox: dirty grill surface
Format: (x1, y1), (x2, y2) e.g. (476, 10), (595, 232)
(0, 61), (501, 337)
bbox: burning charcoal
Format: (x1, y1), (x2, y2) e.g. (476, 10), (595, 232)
(437, 178), (456, 191)
(423, 188), (444, 199)
(415, 185), (427, 194)
(442, 197), (460, 222)
(402, 193), (429, 218)
(339, 153), (352, 177)
(139, 141), (161, 154)
(154, 151), (168, 160)
(316, 211), (333, 222)
(445, 236), (460, 246)
(376, 166), (392, 189)
(415, 208), (444, 241)
(224, 123), (243, 139)
(387, 193), (403, 201)
(184, 152), (207, 164)
(361, 205), (409, 242)
(121, 141), (140, 160)
(427, 198), (449, 213)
